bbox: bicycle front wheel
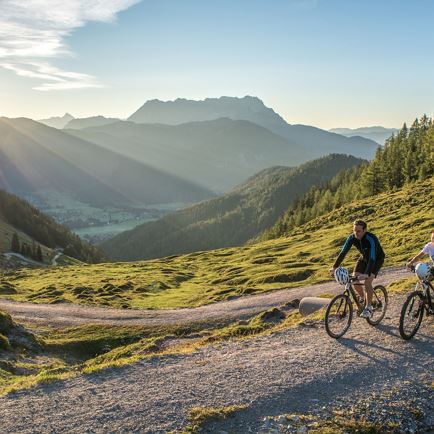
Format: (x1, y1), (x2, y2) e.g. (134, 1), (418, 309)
(399, 291), (424, 340)
(366, 285), (388, 326)
(325, 294), (353, 339)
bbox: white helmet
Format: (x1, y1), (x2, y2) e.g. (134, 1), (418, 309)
(415, 263), (431, 280)
(334, 267), (350, 285)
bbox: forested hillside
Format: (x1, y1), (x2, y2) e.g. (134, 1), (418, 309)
(263, 116), (434, 240)
(101, 154), (363, 261)
(0, 189), (104, 263)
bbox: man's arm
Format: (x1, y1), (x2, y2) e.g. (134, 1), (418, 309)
(332, 235), (354, 269)
(364, 234), (377, 275)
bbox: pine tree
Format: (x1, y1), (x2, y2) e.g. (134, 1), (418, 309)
(31, 240), (37, 260)
(362, 159), (385, 196)
(36, 245), (43, 262)
(11, 232), (20, 253)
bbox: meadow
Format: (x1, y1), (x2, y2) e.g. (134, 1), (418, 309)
(1, 177), (431, 310)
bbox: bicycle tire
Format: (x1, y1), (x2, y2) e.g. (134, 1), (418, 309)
(366, 285), (388, 326)
(325, 293), (353, 339)
(399, 291), (424, 340)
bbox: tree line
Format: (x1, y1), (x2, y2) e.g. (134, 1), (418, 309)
(10, 232), (43, 262)
(0, 190), (104, 263)
(263, 115), (434, 240)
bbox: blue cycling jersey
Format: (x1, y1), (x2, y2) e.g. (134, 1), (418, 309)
(333, 231), (385, 275)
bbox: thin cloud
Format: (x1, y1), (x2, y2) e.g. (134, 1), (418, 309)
(0, 0), (140, 91)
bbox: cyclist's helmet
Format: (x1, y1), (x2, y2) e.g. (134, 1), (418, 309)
(334, 267), (349, 285)
(415, 262), (431, 280)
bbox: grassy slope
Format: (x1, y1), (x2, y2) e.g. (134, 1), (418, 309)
(1, 177), (432, 309)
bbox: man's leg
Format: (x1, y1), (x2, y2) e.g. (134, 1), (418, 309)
(353, 275), (365, 300)
(353, 258), (366, 301)
(364, 276), (374, 308)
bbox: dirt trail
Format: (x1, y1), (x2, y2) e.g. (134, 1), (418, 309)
(0, 266), (407, 328)
(0, 290), (432, 433)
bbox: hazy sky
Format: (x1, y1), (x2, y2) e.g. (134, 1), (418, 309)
(1, 0), (433, 129)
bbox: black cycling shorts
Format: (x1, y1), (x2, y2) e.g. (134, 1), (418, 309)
(354, 256), (384, 277)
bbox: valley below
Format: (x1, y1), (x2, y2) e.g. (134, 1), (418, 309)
(24, 190), (188, 244)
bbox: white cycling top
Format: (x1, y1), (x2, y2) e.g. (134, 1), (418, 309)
(421, 242), (434, 262)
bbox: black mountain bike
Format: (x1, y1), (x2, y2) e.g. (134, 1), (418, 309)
(325, 269), (388, 339)
(399, 265), (434, 340)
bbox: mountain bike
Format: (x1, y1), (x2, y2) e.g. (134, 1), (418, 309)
(324, 269), (388, 339)
(399, 264), (434, 340)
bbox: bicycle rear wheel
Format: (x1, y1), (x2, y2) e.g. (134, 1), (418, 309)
(325, 294), (353, 339)
(366, 285), (388, 325)
(399, 291), (424, 340)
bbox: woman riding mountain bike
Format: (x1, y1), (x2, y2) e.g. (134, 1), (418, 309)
(399, 229), (434, 340)
(330, 220), (385, 318)
(399, 262), (434, 340)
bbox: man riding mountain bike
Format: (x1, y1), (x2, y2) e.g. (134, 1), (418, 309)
(331, 220), (385, 318)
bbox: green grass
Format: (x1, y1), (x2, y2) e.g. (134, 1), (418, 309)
(388, 275), (419, 294)
(0, 322), (171, 395)
(1, 178), (431, 310)
(182, 405), (248, 433)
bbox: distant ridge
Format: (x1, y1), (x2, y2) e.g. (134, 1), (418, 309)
(128, 96), (285, 127)
(329, 126), (398, 144)
(65, 116), (120, 130)
(38, 113), (74, 129)
(127, 96), (379, 159)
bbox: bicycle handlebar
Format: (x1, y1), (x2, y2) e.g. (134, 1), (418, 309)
(350, 274), (368, 282)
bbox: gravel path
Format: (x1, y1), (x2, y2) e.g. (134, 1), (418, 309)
(0, 289), (432, 433)
(0, 266), (407, 328)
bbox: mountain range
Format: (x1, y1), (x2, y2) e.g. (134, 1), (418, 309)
(65, 97), (379, 193)
(5, 96), (385, 244)
(128, 96), (379, 157)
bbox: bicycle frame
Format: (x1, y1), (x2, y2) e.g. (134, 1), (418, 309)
(342, 277), (364, 314)
(415, 277), (434, 314)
